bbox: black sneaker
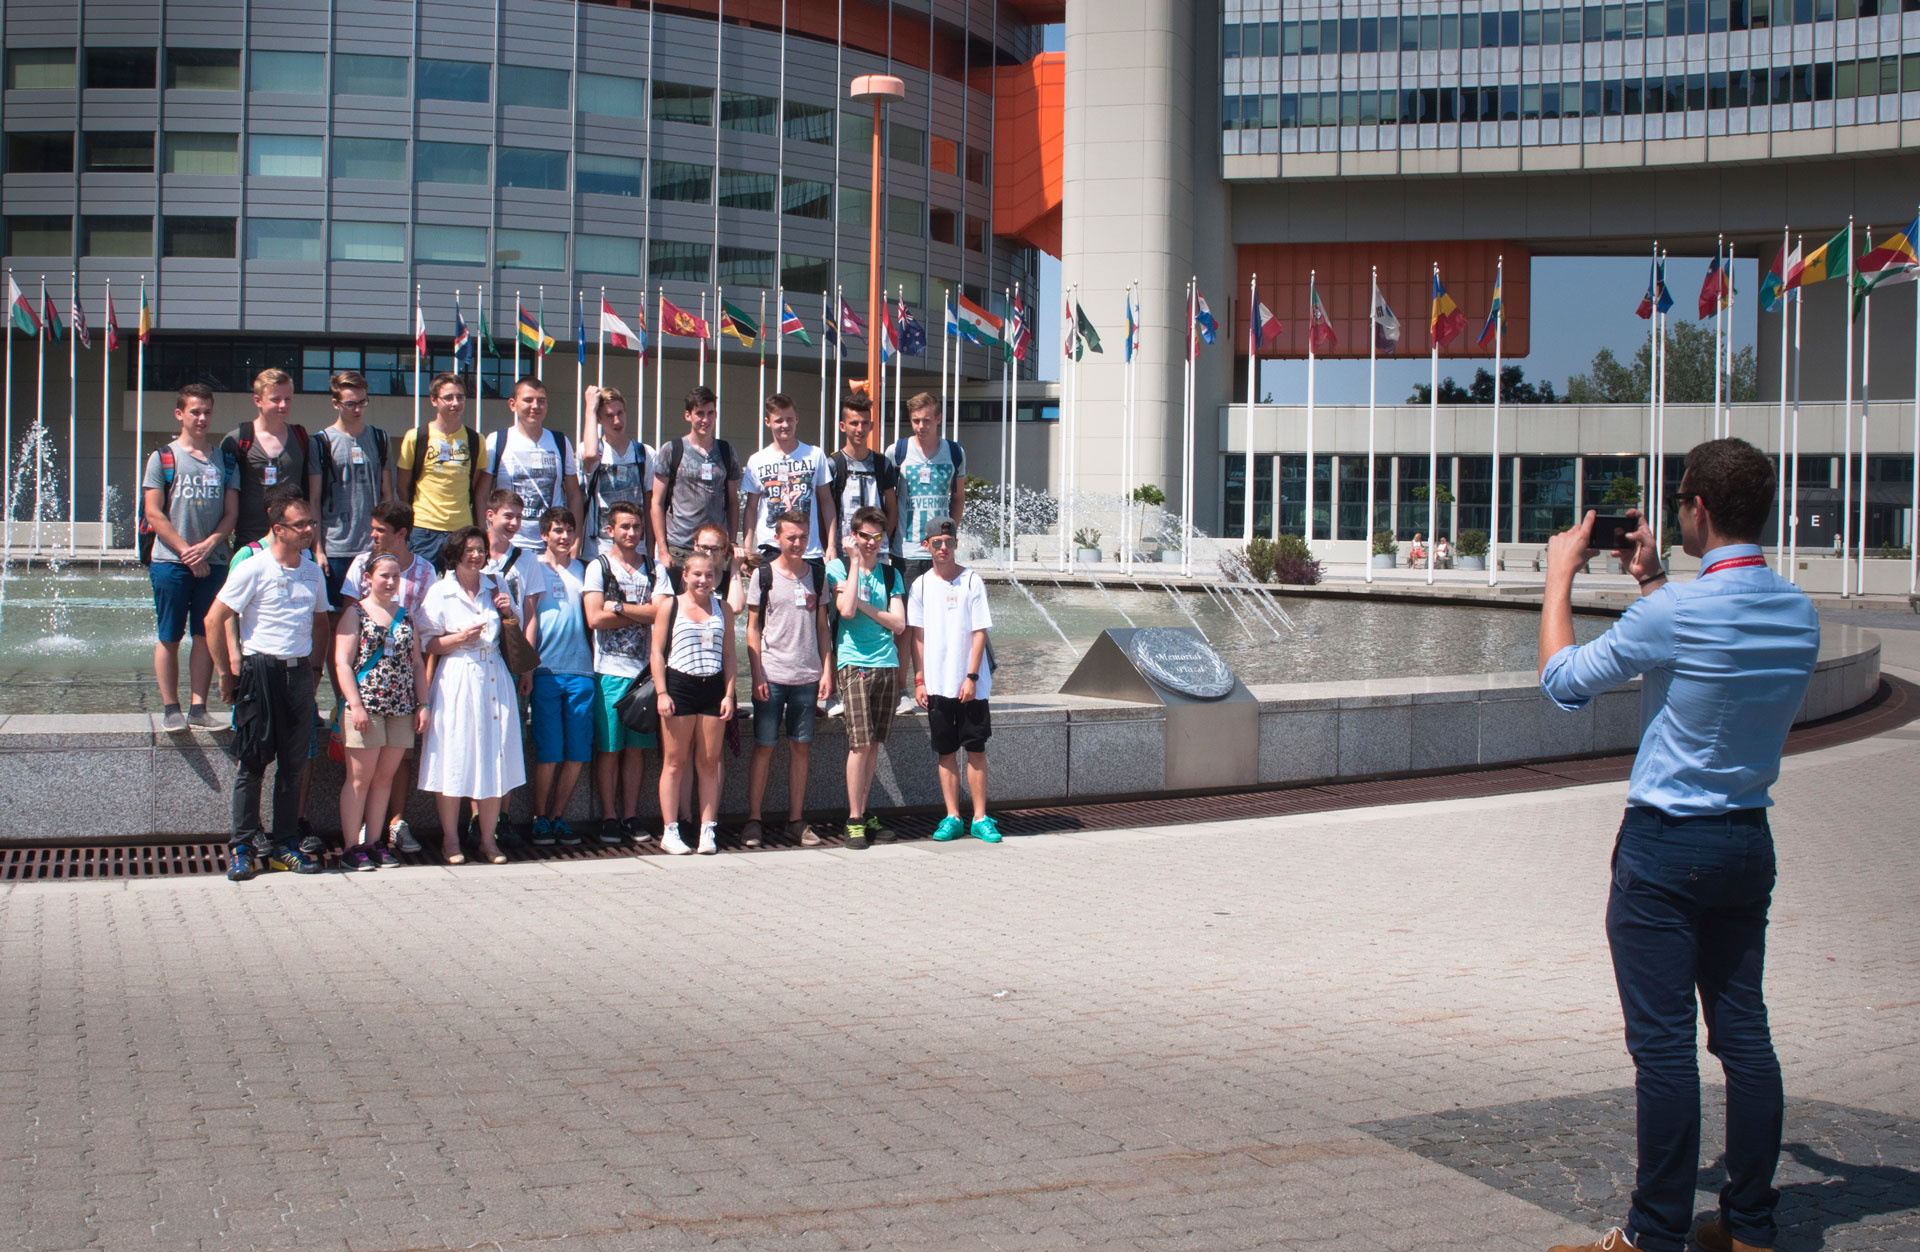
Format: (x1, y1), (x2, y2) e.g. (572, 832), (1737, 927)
(844, 822), (870, 851)
(620, 816), (645, 844)
(529, 816), (558, 847)
(374, 843), (401, 869)
(268, 845), (323, 875)
(558, 819), (584, 846)
(595, 818), (622, 845)
(227, 847), (254, 881)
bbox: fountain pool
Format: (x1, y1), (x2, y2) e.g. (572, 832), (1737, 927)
(0, 564), (1610, 715)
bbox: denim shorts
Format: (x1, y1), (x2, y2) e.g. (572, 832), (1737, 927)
(151, 561), (228, 642)
(752, 679), (819, 746)
(531, 670), (595, 764)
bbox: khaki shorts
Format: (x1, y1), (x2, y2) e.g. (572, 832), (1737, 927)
(343, 712), (416, 750)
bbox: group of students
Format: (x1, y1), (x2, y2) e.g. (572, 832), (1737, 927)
(141, 365), (1002, 882)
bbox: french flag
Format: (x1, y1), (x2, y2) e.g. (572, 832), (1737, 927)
(1254, 300), (1282, 350)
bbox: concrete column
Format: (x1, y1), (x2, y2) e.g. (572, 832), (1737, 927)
(1511, 455), (1523, 543)
(1389, 454), (1401, 539)
(1573, 455), (1585, 517)
(1329, 454), (1341, 541)
(1062, 0), (1229, 525)
(1448, 456), (1460, 541)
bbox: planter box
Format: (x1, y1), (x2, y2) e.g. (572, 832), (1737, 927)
(1456, 555), (1485, 570)
(1076, 548), (1102, 563)
(1370, 553), (1397, 568)
(1159, 550), (1183, 564)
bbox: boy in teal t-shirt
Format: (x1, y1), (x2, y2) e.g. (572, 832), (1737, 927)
(824, 505), (905, 849)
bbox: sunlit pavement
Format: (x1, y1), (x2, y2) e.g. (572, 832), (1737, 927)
(4, 681), (1918, 1251)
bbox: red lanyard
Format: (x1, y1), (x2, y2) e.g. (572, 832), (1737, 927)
(1702, 554), (1766, 576)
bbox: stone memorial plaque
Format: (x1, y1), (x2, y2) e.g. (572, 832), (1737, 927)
(1126, 628), (1235, 700)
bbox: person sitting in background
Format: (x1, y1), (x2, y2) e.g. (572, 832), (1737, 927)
(1435, 535), (1452, 568)
(1408, 533), (1426, 567)
(333, 553), (427, 871)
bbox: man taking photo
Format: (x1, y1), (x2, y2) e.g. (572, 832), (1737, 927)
(1537, 438), (1819, 1252)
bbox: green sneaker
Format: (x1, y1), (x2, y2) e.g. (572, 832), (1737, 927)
(865, 813), (891, 843)
(970, 816), (1004, 844)
(931, 815), (965, 842)
(844, 822), (870, 851)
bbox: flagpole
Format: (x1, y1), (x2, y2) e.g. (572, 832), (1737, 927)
(1789, 246), (1803, 580)
(513, 290), (522, 385)
(67, 272), (76, 536)
(3, 269), (12, 548)
(35, 275), (46, 556)
(536, 286), (546, 381)
(99, 278), (110, 562)
(1654, 253), (1668, 554)
(475, 283), (485, 438)
(1305, 269), (1317, 549)
(1243, 273), (1256, 549)
(775, 285), (784, 395)
(1857, 285), (1871, 595)
(1841, 219), (1854, 600)
(635, 295), (645, 437)
(1490, 255), (1503, 588)
(1713, 236), (1724, 439)
(1009, 284), (1020, 566)
(1646, 245), (1659, 552)
(1724, 242), (1736, 438)
(714, 285), (724, 443)
(1364, 269), (1378, 586)
(940, 287), (950, 450)
(1122, 283), (1134, 575)
(817, 290), (828, 449)
(1776, 230), (1791, 574)
(412, 283), (422, 430)
(1000, 287), (1010, 565)
(1910, 263), (1918, 595)
(597, 286), (606, 387)
(756, 290), (766, 424)
(1184, 277), (1196, 579)
(654, 287), (666, 448)
(1427, 264), (1438, 587)
(1070, 282), (1082, 576)
(699, 290), (708, 386)
(832, 284), (842, 429)
(133, 276), (144, 561)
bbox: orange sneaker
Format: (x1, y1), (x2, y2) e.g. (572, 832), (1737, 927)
(1691, 1216), (1771, 1252)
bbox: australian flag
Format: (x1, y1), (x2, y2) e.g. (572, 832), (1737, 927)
(897, 306), (926, 357)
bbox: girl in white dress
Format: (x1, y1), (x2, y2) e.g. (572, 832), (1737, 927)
(420, 526), (526, 864)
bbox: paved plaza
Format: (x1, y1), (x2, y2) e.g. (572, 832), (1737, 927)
(3, 637), (1918, 1251)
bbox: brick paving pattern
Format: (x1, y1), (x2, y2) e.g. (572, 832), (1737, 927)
(2, 727), (1917, 1250)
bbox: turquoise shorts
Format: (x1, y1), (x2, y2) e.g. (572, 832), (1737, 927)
(593, 673), (658, 753)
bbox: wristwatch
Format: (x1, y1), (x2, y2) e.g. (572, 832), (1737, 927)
(966, 672), (979, 681)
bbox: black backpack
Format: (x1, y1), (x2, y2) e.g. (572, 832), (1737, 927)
(407, 424), (481, 507)
(753, 560), (828, 632)
(829, 449), (897, 521)
(311, 425), (390, 514)
(656, 437), (738, 514)
(488, 426), (574, 506)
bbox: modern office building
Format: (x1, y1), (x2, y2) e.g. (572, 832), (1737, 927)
(0, 0), (1057, 533)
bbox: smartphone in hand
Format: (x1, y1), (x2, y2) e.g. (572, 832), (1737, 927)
(1588, 513), (1637, 551)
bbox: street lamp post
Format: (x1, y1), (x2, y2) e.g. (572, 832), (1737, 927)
(850, 74), (905, 397)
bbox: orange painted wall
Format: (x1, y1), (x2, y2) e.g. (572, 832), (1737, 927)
(1234, 241), (1529, 360)
(977, 53), (1063, 258)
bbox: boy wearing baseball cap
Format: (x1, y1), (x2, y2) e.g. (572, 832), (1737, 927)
(906, 514), (1001, 844)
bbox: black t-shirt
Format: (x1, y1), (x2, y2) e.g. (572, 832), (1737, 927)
(224, 424), (313, 547)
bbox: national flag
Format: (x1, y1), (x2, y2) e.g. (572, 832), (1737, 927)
(1070, 302), (1104, 361)
(1009, 292), (1032, 361)
(1429, 273), (1465, 348)
(1309, 280), (1338, 354)
(780, 301), (810, 344)
(7, 276), (37, 337)
(659, 297), (709, 339)
(1655, 257), (1675, 315)
(517, 298), (555, 354)
(1253, 299), (1282, 350)
(1062, 298), (1076, 361)
(452, 303), (473, 370)
(838, 298), (866, 339)
(897, 305), (926, 357)
(574, 290), (589, 364)
(104, 290), (119, 353)
(477, 304), (495, 357)
(1193, 295), (1218, 345)
(1697, 252), (1725, 320)
(1788, 225), (1851, 288)
(415, 299), (428, 359)
(71, 289), (91, 349)
(879, 300), (899, 362)
(1636, 257), (1660, 319)
(954, 293), (1002, 347)
(1371, 286), (1401, 354)
(137, 285), (152, 344)
(1124, 293), (1138, 363)
(601, 298), (642, 352)
(42, 288), (63, 341)
(944, 292), (960, 337)
(1476, 267), (1504, 347)
(1719, 261), (1736, 312)
(1859, 214), (1919, 279)
(1760, 242), (1795, 312)
(720, 300), (760, 348)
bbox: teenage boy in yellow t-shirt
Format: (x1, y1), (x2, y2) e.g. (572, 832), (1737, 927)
(397, 372), (484, 568)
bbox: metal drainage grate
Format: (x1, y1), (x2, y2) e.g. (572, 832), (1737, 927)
(2, 843), (229, 882)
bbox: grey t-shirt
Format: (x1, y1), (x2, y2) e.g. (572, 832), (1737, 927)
(746, 562), (824, 687)
(143, 441), (236, 566)
(662, 438), (739, 550)
(318, 426), (383, 559)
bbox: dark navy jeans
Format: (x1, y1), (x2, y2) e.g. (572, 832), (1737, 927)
(1607, 805), (1782, 1252)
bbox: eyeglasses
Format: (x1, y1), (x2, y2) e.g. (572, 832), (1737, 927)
(1671, 492), (1702, 513)
(274, 517), (316, 531)
(692, 543), (728, 554)
(925, 537), (956, 550)
(336, 399), (367, 409)
(854, 531), (884, 543)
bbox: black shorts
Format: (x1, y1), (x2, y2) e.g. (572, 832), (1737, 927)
(896, 558), (934, 597)
(665, 667), (728, 719)
(926, 695), (990, 756)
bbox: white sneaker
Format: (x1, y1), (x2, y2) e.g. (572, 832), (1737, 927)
(696, 822), (718, 855)
(895, 693), (917, 717)
(824, 696), (845, 718)
(660, 823), (692, 856)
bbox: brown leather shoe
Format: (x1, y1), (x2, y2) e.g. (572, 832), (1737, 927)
(1692, 1215), (1771, 1252)
(1549, 1230), (1635, 1252)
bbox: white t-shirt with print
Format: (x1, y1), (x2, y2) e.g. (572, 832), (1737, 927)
(906, 564), (992, 701)
(492, 427), (577, 550)
(583, 552), (657, 680)
(742, 441), (832, 559)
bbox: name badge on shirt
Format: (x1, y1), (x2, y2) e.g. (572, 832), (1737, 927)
(349, 445), (366, 466)
(700, 463), (716, 481)
(918, 466), (931, 484)
(435, 439), (455, 462)
(263, 465), (279, 486)
(794, 586), (810, 608)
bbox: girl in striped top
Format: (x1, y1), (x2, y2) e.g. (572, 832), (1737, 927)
(650, 550), (736, 855)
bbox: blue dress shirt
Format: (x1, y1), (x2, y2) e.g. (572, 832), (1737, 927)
(1540, 543), (1820, 816)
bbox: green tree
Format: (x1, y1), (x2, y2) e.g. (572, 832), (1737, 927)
(1408, 365), (1555, 404)
(1564, 322), (1758, 404)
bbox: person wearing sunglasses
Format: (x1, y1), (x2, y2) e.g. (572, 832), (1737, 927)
(1538, 439), (1820, 1252)
(204, 488), (335, 881)
(825, 505), (906, 849)
(906, 515), (1001, 845)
